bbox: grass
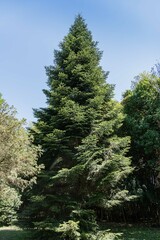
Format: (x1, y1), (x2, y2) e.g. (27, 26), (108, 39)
(0, 226), (33, 240)
(98, 225), (160, 240)
(0, 225), (160, 239)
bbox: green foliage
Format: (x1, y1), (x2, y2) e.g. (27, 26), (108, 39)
(71, 209), (98, 233)
(122, 71), (160, 221)
(24, 15), (133, 239)
(75, 101), (134, 209)
(0, 187), (21, 225)
(0, 98), (42, 225)
(56, 220), (80, 240)
(32, 15), (113, 168)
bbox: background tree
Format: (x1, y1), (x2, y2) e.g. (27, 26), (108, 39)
(24, 15), (133, 239)
(122, 71), (160, 223)
(0, 97), (41, 225)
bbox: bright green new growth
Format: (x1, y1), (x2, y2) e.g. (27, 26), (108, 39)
(56, 220), (80, 240)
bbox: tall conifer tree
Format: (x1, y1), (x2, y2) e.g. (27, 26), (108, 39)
(33, 15), (112, 169)
(26, 15), (133, 239)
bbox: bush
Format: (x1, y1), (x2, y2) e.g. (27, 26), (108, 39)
(56, 220), (80, 240)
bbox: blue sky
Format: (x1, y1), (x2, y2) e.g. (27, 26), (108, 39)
(0, 0), (160, 123)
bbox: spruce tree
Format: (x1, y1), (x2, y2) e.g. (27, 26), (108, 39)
(32, 15), (112, 169)
(25, 15), (133, 239)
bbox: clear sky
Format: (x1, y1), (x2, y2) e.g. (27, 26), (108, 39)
(1, 0), (160, 123)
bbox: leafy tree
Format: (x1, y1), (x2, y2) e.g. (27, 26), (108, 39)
(0, 98), (41, 225)
(25, 15), (133, 239)
(122, 71), (160, 222)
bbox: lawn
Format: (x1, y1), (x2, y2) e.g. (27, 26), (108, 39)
(0, 225), (160, 239)
(98, 225), (160, 240)
(119, 226), (160, 239)
(0, 226), (32, 240)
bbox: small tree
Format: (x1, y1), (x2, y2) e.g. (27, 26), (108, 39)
(56, 220), (80, 240)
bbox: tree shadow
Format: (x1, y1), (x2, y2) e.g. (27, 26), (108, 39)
(0, 229), (31, 240)
(112, 226), (160, 240)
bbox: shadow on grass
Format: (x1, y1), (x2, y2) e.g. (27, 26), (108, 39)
(0, 228), (32, 240)
(1, 226), (160, 240)
(110, 226), (160, 240)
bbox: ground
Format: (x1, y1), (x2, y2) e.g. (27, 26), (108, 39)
(103, 225), (160, 239)
(0, 225), (160, 239)
(0, 226), (32, 240)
